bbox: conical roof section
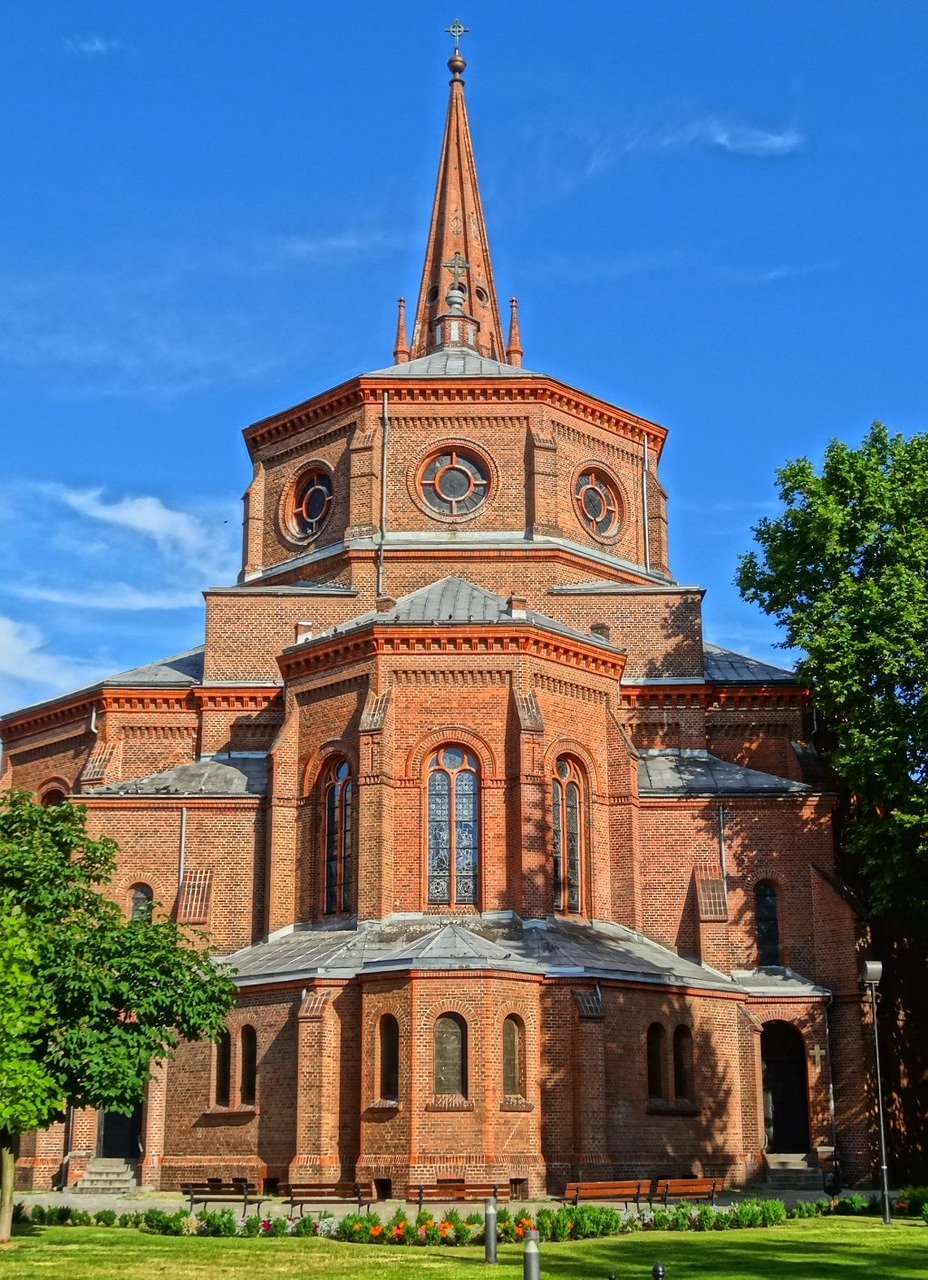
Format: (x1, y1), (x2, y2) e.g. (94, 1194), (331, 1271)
(409, 41), (505, 361)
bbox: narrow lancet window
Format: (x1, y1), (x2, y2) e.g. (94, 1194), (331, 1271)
(323, 759), (353, 915)
(427, 747), (478, 905)
(551, 756), (584, 912)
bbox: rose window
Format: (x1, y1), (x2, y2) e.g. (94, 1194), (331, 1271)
(573, 468), (621, 538)
(418, 448), (489, 518)
(292, 467), (333, 538)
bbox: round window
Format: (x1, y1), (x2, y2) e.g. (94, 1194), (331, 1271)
(292, 467), (333, 538)
(417, 447), (490, 518)
(573, 468), (622, 539)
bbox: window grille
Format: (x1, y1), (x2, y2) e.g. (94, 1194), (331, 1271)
(176, 868), (212, 924)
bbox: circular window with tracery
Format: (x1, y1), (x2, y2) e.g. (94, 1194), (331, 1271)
(415, 446), (491, 520)
(573, 466), (623, 539)
(290, 466), (334, 539)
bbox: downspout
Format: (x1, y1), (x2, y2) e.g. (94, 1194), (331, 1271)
(642, 436), (651, 574)
(823, 992), (838, 1151)
(718, 805), (728, 888)
(376, 390), (390, 598)
(177, 807), (187, 895)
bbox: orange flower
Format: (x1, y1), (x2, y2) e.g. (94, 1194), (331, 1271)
(353, 1222), (361, 1231)
(371, 1225), (383, 1236)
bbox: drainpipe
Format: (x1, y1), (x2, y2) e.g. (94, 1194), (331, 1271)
(177, 807), (187, 894)
(642, 436), (651, 574)
(376, 391), (390, 598)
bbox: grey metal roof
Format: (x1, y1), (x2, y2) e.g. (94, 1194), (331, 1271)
(365, 351), (540, 379)
(102, 646), (205, 688)
(637, 749), (810, 797)
(225, 914), (743, 993)
(703, 642), (795, 684)
(730, 967), (830, 998)
(87, 754), (267, 798)
(292, 576), (624, 655)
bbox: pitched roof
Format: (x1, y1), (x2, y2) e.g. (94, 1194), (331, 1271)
(637, 748), (810, 797)
(292, 575), (624, 654)
(87, 754), (267, 798)
(703, 642), (795, 684)
(366, 350), (538, 378)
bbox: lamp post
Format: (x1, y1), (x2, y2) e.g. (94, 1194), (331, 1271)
(861, 959), (892, 1225)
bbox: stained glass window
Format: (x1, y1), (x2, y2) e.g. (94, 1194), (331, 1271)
(503, 1015), (525, 1097)
(418, 449), (489, 517)
(427, 747), (478, 905)
(434, 1013), (467, 1096)
(755, 880), (781, 966)
(551, 757), (584, 913)
(323, 759), (353, 915)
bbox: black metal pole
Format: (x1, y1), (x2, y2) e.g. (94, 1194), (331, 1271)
(868, 981), (892, 1225)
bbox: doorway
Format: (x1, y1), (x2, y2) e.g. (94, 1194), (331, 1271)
(761, 1021), (810, 1153)
(98, 1104), (143, 1159)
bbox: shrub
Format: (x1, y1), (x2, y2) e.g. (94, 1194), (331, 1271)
(196, 1208), (237, 1237)
(28, 1204), (46, 1224)
(899, 1185), (928, 1216)
(69, 1209), (93, 1226)
(240, 1215), (262, 1237)
(788, 1200), (818, 1219)
(834, 1193), (869, 1216)
(731, 1198), (764, 1229)
(117, 1211), (143, 1228)
(142, 1208), (172, 1234)
(760, 1199), (786, 1227)
(93, 1209), (117, 1227)
(291, 1215), (317, 1237)
(921, 1204), (928, 1225)
(45, 1205), (73, 1225)
(315, 1213), (338, 1238)
(11, 1203), (29, 1225)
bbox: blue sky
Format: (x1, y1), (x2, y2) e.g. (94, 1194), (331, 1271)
(2, 2), (926, 714)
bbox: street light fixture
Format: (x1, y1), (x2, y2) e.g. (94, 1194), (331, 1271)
(861, 959), (892, 1225)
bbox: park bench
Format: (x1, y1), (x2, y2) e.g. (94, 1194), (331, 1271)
(181, 1177), (264, 1216)
(408, 1180), (511, 1211)
(282, 1180), (373, 1215)
(653, 1176), (721, 1205)
(563, 1178), (647, 1209)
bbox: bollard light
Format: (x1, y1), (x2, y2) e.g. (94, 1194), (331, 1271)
(653, 1265), (666, 1279)
(522, 1227), (540, 1280)
(484, 1196), (497, 1265)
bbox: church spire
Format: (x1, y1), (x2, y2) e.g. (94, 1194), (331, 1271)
(409, 21), (506, 361)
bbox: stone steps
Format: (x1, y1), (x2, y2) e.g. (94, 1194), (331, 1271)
(74, 1158), (139, 1195)
(764, 1153), (823, 1192)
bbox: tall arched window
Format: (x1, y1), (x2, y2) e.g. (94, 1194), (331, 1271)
(673, 1025), (694, 1102)
(40, 787), (67, 807)
(379, 1014), (399, 1101)
(434, 1013), (468, 1097)
(755, 880), (781, 966)
(239, 1025), (257, 1106)
(502, 1015), (525, 1097)
(214, 1029), (231, 1108)
(427, 747), (478, 905)
(323, 759), (353, 915)
(551, 756), (585, 913)
(128, 883), (153, 921)
(646, 1022), (666, 1101)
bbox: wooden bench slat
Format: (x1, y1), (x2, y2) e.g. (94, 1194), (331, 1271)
(654, 1177), (720, 1205)
(408, 1182), (511, 1208)
(563, 1179), (646, 1206)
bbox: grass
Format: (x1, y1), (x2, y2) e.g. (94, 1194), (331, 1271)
(0, 1218), (926, 1279)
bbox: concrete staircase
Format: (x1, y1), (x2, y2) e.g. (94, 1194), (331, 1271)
(74, 1158), (139, 1194)
(764, 1152), (823, 1192)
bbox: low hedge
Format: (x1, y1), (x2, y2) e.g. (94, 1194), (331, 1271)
(13, 1193), (926, 1240)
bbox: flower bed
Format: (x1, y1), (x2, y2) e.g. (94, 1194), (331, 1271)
(13, 1193), (928, 1241)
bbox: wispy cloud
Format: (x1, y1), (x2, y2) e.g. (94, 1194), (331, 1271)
(0, 614), (108, 707)
(271, 231), (403, 264)
(624, 116), (803, 158)
(53, 487), (218, 561)
(12, 583), (202, 612)
(65, 34), (121, 57)
(714, 262), (832, 286)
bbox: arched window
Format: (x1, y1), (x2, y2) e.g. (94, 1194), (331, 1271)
(40, 788), (67, 807)
(379, 1014), (399, 1101)
(551, 756), (585, 913)
(434, 1013), (468, 1097)
(646, 1022), (666, 1101)
(427, 747), (478, 905)
(502, 1015), (525, 1097)
(755, 880), (781, 966)
(673, 1025), (694, 1102)
(239, 1026), (257, 1106)
(128, 883), (153, 921)
(214, 1029), (231, 1108)
(323, 759), (353, 915)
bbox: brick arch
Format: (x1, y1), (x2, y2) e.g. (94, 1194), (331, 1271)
(738, 863), (782, 890)
(541, 738), (602, 794)
(364, 1001), (414, 1041)
(406, 726), (497, 779)
(37, 776), (71, 805)
(301, 740), (360, 795)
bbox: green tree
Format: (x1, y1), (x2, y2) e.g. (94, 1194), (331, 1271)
(0, 790), (236, 1243)
(737, 422), (928, 923)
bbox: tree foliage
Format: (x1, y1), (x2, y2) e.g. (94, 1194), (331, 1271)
(0, 790), (236, 1241)
(737, 422), (928, 922)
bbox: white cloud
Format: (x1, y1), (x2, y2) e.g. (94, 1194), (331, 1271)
(53, 487), (213, 559)
(65, 34), (121, 57)
(0, 615), (106, 704)
(271, 231), (403, 264)
(623, 115), (803, 158)
(12, 584), (203, 612)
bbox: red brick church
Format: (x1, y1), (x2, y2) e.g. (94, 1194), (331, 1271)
(3, 34), (873, 1197)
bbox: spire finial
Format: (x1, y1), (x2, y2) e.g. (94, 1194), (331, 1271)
(506, 297), (523, 368)
(393, 297), (410, 364)
(445, 18), (468, 77)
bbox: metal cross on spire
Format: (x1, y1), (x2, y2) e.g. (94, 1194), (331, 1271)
(445, 18), (468, 54)
(443, 250), (470, 289)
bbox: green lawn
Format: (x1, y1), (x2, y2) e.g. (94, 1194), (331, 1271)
(0, 1218), (926, 1279)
